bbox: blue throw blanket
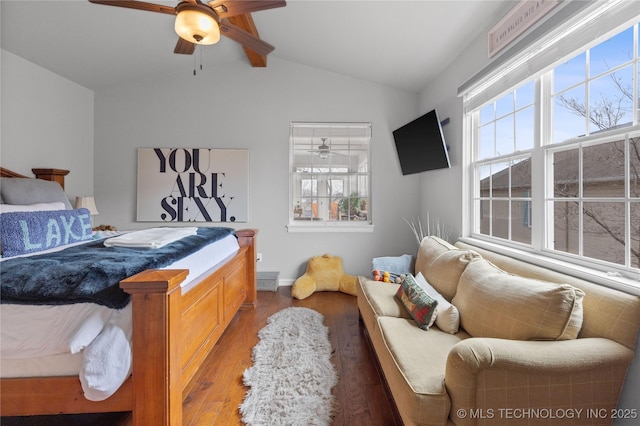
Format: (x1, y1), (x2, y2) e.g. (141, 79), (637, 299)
(0, 227), (235, 309)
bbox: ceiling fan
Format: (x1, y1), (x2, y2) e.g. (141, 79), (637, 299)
(88, 0), (286, 66)
(309, 138), (346, 160)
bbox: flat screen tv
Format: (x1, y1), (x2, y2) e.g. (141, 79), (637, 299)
(392, 109), (450, 175)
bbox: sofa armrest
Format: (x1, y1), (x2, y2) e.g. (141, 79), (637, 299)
(446, 337), (634, 425)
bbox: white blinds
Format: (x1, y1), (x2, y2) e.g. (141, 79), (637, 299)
(458, 0), (640, 111)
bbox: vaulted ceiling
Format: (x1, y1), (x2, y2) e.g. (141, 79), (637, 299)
(1, 1), (512, 93)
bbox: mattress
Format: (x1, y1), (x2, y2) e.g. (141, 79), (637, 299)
(1, 352), (84, 378)
(0, 232), (240, 400)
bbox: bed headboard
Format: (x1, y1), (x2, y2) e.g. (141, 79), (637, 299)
(0, 167), (69, 190)
(0, 167), (72, 209)
(0, 167), (28, 178)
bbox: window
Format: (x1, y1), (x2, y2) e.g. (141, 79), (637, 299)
(548, 136), (640, 269)
(465, 16), (640, 281)
(475, 82), (534, 245)
(288, 122), (372, 232)
(552, 27), (636, 142)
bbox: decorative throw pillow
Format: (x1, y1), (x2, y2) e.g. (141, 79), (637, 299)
(414, 272), (460, 334)
(0, 208), (93, 257)
(0, 203), (67, 255)
(395, 273), (438, 330)
(452, 258), (585, 340)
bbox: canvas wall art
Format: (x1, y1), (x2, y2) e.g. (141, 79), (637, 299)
(137, 148), (249, 222)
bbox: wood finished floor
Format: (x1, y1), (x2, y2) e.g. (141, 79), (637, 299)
(1, 287), (397, 425)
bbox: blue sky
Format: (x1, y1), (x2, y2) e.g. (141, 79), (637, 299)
(553, 25), (636, 142)
(478, 22), (639, 153)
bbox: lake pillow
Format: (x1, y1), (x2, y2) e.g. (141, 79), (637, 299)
(1, 208), (92, 257)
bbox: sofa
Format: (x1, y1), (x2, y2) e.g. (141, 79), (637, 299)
(357, 236), (640, 426)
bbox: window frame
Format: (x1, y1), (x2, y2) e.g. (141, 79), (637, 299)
(287, 122), (373, 233)
(462, 14), (640, 292)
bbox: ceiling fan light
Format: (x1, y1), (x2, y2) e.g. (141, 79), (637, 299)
(175, 4), (220, 45)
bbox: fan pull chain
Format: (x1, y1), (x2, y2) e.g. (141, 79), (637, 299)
(193, 46), (204, 76)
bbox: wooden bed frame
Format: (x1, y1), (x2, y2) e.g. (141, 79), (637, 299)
(0, 167), (258, 425)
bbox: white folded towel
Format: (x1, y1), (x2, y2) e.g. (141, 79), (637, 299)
(79, 323), (131, 401)
(103, 227), (198, 249)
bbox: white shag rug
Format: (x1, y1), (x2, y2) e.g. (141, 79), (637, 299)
(239, 307), (338, 426)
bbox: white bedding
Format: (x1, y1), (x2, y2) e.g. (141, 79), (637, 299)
(0, 232), (240, 401)
(1, 303), (123, 359)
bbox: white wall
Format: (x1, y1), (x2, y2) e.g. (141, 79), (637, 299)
(416, 15), (640, 424)
(93, 57), (422, 280)
(413, 26), (491, 242)
(1, 49), (94, 200)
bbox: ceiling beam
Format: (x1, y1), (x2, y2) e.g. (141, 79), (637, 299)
(227, 13), (267, 67)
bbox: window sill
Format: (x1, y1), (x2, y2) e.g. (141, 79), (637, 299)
(287, 223), (374, 233)
(459, 236), (640, 296)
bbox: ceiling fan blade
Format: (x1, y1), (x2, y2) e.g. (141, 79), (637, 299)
(208, 0), (286, 19)
(88, 0), (176, 15)
(174, 38), (196, 54)
(219, 20), (274, 56)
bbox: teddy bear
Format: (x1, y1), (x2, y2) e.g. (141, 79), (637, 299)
(291, 253), (358, 300)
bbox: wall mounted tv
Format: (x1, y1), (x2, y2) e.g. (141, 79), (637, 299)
(392, 109), (450, 175)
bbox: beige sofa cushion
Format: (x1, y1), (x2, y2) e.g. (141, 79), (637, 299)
(452, 258), (585, 340)
(455, 241), (640, 350)
(414, 237), (455, 279)
(377, 316), (470, 425)
(414, 236), (478, 301)
(357, 276), (411, 319)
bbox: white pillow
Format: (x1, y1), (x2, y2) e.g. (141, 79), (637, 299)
(415, 272), (460, 334)
(0, 201), (66, 213)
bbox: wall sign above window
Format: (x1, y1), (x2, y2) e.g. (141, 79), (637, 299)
(488, 0), (560, 58)
(137, 148), (249, 222)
